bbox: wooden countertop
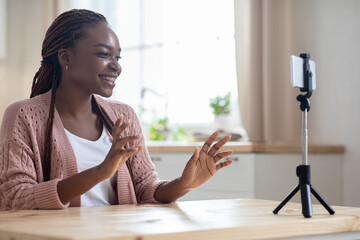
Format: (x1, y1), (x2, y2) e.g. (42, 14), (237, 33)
(147, 141), (345, 154)
(1, 199), (359, 240)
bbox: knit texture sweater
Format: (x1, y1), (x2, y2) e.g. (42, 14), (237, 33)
(0, 91), (167, 210)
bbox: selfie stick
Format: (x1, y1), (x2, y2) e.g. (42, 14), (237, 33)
(273, 53), (335, 218)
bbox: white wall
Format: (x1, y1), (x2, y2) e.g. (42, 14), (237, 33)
(306, 0), (360, 207)
(0, 0), (43, 116)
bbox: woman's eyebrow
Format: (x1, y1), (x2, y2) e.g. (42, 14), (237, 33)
(94, 43), (121, 52)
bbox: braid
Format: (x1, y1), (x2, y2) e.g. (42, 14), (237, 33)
(31, 9), (108, 181)
(43, 73), (58, 181)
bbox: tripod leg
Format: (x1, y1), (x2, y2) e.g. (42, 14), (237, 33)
(300, 184), (312, 218)
(273, 185), (300, 214)
(311, 186), (335, 215)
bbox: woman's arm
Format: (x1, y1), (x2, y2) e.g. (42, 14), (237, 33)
(154, 131), (233, 203)
(57, 166), (108, 205)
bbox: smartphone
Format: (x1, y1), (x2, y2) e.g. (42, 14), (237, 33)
(290, 55), (316, 90)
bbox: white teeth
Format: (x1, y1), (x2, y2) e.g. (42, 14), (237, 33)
(101, 76), (116, 82)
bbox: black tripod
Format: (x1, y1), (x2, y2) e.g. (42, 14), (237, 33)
(273, 53), (335, 218)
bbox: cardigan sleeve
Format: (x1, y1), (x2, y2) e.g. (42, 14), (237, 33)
(0, 141), (69, 210)
(0, 101), (69, 210)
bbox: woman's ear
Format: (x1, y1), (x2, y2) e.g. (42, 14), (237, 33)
(58, 49), (71, 70)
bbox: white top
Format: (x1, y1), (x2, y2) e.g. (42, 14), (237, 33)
(65, 126), (116, 207)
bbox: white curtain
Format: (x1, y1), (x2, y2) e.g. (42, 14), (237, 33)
(234, 0), (321, 143)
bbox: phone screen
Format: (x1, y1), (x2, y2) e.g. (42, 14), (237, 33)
(290, 55), (316, 90)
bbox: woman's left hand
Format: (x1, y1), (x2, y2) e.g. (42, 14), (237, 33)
(179, 131), (233, 190)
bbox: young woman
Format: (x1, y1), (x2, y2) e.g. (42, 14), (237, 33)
(0, 9), (233, 210)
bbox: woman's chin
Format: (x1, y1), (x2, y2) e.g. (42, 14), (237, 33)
(102, 92), (113, 98)
(95, 89), (113, 98)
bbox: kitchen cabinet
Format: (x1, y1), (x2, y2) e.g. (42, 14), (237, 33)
(150, 152), (343, 205)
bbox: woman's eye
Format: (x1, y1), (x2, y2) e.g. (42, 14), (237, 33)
(98, 52), (110, 57)
(115, 56), (122, 61)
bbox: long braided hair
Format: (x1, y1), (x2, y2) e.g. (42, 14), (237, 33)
(31, 9), (112, 181)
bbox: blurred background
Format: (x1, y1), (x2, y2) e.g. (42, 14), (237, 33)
(0, 0), (359, 207)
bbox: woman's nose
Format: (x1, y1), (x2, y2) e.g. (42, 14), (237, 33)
(108, 61), (122, 75)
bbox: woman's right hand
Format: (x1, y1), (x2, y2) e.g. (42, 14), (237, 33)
(96, 115), (143, 180)
(58, 116), (142, 205)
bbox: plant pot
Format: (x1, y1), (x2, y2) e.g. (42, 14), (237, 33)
(214, 115), (230, 131)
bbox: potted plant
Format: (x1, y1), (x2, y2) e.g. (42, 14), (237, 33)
(209, 92), (231, 131)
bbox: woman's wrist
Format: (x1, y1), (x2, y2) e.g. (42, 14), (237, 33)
(57, 166), (105, 205)
(154, 177), (191, 203)
(93, 164), (109, 182)
(177, 176), (193, 192)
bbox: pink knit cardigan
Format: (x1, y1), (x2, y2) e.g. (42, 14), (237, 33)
(0, 91), (167, 210)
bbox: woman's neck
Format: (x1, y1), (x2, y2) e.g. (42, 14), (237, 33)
(55, 86), (103, 141)
(55, 83), (94, 119)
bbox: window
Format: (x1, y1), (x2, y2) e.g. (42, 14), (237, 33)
(68, 0), (242, 139)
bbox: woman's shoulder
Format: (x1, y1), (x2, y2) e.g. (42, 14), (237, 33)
(1, 94), (50, 137)
(3, 94), (49, 119)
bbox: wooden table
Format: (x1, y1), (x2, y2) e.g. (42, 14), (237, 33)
(1, 199), (360, 240)
(146, 141), (345, 154)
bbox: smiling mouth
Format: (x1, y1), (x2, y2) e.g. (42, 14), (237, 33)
(99, 75), (116, 83)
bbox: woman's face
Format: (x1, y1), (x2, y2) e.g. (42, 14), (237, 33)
(65, 22), (122, 98)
